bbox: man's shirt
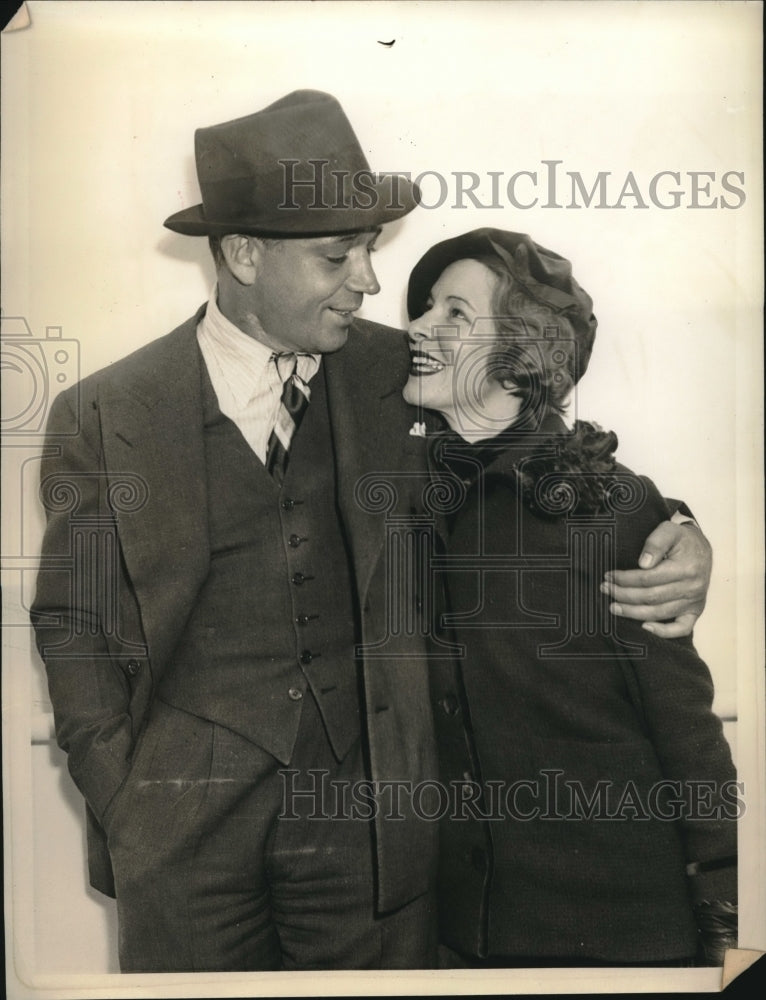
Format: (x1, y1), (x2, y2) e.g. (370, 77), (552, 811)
(197, 289), (320, 462)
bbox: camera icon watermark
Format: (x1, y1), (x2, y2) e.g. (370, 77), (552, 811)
(1, 316), (80, 436)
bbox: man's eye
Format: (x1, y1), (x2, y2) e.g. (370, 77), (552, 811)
(326, 254), (348, 264)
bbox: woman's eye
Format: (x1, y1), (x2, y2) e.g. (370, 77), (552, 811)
(448, 306), (467, 320)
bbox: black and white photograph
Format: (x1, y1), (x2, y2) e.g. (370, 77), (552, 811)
(2, 2), (763, 996)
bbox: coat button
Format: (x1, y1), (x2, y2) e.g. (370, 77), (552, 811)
(292, 572), (305, 585)
(289, 534), (304, 548)
(288, 687), (303, 701)
(440, 694), (459, 716)
(126, 659), (141, 677)
(299, 650), (317, 665)
(281, 498), (295, 511)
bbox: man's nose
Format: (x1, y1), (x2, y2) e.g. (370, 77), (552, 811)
(346, 253), (380, 295)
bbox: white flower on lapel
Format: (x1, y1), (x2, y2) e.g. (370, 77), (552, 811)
(408, 421), (427, 438)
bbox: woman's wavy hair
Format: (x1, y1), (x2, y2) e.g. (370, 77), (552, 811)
(467, 253), (578, 421)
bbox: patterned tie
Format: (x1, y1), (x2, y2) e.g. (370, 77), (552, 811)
(265, 353), (312, 483)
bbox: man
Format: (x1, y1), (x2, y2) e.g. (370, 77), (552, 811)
(31, 90), (711, 972)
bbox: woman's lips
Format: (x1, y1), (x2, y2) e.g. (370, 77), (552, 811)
(409, 350), (445, 376)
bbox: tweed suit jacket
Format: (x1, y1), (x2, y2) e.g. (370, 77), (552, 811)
(31, 309), (438, 912)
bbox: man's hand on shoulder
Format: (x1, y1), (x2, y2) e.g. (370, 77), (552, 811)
(601, 520), (712, 639)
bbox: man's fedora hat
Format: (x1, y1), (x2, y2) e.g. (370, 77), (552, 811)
(164, 90), (420, 237)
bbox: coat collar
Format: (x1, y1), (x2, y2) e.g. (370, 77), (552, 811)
(324, 319), (427, 598)
(428, 411), (570, 485)
(97, 311), (210, 668)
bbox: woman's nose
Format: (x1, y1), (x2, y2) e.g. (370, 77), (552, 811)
(407, 312), (432, 341)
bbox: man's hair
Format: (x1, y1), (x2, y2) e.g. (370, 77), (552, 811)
(208, 234), (282, 270)
(469, 253), (577, 419)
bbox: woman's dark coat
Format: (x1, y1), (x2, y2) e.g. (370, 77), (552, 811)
(428, 415), (738, 963)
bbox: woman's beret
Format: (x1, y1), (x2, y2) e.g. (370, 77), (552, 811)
(406, 228), (598, 383)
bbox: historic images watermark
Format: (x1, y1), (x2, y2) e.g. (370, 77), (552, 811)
(279, 769), (745, 823)
(279, 160), (748, 212)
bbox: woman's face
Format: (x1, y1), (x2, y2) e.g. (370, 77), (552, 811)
(403, 258), (521, 438)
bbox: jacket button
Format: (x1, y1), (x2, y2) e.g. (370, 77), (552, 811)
(299, 649), (316, 665)
(292, 572), (305, 585)
(281, 498), (295, 511)
(289, 534), (304, 548)
(288, 687), (303, 701)
(440, 694), (459, 716)
(126, 659), (141, 677)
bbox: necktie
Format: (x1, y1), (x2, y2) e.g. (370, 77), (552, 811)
(265, 353), (312, 483)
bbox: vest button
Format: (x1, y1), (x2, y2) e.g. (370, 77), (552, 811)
(299, 649), (315, 664)
(287, 687), (303, 701)
(289, 534), (304, 548)
(126, 659), (141, 677)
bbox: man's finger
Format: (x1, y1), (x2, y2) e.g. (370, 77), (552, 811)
(608, 599), (699, 622)
(642, 613), (699, 639)
(600, 581), (700, 607)
(604, 564), (696, 589)
(635, 520), (684, 570)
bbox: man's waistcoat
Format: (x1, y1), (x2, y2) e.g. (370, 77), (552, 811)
(158, 360), (360, 763)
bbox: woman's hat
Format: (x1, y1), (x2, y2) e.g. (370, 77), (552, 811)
(164, 90), (420, 236)
(407, 228), (597, 382)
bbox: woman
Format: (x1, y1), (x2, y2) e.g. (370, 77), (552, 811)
(402, 228), (738, 967)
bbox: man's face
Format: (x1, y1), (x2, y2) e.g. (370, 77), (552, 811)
(248, 230), (381, 354)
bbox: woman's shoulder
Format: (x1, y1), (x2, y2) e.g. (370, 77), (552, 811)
(515, 419), (671, 524)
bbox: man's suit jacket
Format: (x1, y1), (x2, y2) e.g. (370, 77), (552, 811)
(31, 309), (438, 913)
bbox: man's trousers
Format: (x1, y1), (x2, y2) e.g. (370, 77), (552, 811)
(104, 694), (436, 971)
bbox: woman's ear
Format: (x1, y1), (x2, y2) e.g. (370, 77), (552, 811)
(220, 234), (259, 285)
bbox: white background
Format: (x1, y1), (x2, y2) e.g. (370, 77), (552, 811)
(2, 1), (763, 995)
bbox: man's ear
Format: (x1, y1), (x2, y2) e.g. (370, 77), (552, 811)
(220, 234), (261, 285)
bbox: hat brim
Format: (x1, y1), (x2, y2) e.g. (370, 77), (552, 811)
(164, 177), (420, 237)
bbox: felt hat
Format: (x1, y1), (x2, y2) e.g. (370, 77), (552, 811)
(406, 228), (598, 382)
(164, 90), (419, 236)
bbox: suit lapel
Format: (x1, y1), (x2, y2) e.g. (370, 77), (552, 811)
(324, 322), (427, 600)
(97, 321), (210, 668)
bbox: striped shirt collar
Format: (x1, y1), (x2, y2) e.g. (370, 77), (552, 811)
(198, 288), (320, 407)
